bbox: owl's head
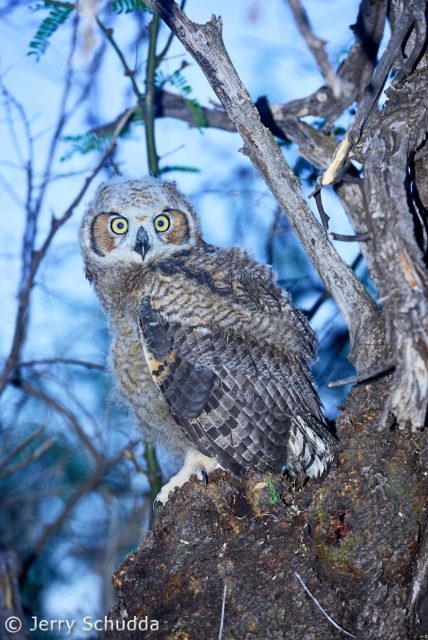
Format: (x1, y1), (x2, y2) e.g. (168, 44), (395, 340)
(79, 177), (201, 272)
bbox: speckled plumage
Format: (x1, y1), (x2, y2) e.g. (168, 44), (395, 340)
(79, 177), (335, 503)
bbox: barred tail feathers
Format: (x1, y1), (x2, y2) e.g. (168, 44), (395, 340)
(286, 415), (335, 477)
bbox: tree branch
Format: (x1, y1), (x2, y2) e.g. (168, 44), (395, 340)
(363, 70), (428, 429)
(285, 0), (345, 99)
(0, 106), (135, 397)
(275, 0), (388, 122)
(141, 0), (384, 372)
(23, 442), (139, 573)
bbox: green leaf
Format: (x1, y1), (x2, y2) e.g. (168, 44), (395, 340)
(159, 165), (200, 175)
(266, 478), (280, 504)
(28, 1), (75, 61)
(111, 0), (151, 14)
(60, 133), (111, 162)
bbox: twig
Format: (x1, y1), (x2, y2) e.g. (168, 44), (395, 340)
(313, 189), (330, 231)
(0, 426), (44, 473)
(320, 0), (425, 189)
(18, 358), (106, 371)
(328, 356), (395, 388)
(96, 19), (142, 101)
(18, 380), (102, 464)
(295, 572), (356, 638)
(0, 439), (55, 480)
(155, 0), (186, 66)
(329, 231), (372, 242)
(23, 441), (139, 573)
(286, 0), (344, 99)
(218, 584), (227, 640)
(0, 105), (135, 397)
(145, 13), (161, 175)
(142, 0), (383, 374)
(266, 206), (281, 266)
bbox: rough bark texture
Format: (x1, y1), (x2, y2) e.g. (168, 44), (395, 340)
(364, 73), (428, 429)
(105, 379), (428, 640)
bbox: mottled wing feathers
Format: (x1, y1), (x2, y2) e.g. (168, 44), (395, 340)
(138, 294), (332, 477)
(140, 296), (215, 419)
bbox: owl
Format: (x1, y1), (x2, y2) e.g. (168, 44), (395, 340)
(79, 177), (335, 505)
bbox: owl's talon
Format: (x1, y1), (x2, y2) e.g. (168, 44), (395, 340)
(152, 495), (161, 516)
(197, 466), (208, 487)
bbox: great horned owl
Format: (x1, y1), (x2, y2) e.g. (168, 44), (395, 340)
(79, 177), (335, 504)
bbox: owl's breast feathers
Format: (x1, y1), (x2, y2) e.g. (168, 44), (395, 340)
(137, 244), (335, 477)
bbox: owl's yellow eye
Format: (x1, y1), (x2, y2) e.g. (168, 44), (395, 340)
(111, 217), (128, 235)
(154, 215), (170, 233)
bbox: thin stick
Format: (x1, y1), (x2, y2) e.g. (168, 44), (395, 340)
(23, 441), (139, 573)
(18, 358), (106, 371)
(0, 439), (55, 480)
(145, 12), (161, 175)
(0, 105), (135, 397)
(329, 232), (372, 242)
(19, 381), (102, 465)
(286, 0), (343, 99)
(0, 426), (44, 473)
(295, 572), (356, 638)
(328, 356), (395, 388)
(218, 584), (227, 640)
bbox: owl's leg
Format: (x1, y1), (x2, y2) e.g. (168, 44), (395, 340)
(154, 448), (221, 507)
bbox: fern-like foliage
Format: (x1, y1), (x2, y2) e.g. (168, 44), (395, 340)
(111, 0), (151, 14)
(28, 1), (75, 61)
(156, 69), (207, 131)
(60, 133), (111, 162)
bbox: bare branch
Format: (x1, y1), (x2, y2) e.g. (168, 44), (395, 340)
(18, 358), (106, 371)
(0, 426), (44, 474)
(23, 441), (139, 572)
(18, 380), (102, 464)
(286, 0), (344, 99)
(328, 356), (395, 388)
(275, 0), (388, 121)
(0, 105), (136, 397)
(320, 0), (425, 190)
(142, 0), (384, 372)
(295, 572), (357, 638)
(0, 439), (55, 481)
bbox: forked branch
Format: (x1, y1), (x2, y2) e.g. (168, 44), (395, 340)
(142, 0), (384, 372)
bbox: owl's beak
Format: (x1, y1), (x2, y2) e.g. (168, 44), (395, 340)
(134, 227), (150, 260)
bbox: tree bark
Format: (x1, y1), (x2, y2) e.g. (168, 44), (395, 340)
(105, 379), (428, 639)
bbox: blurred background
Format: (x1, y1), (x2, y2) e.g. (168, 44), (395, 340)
(0, 0), (379, 635)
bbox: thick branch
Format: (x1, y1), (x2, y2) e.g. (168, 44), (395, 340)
(142, 0), (384, 372)
(363, 73), (428, 428)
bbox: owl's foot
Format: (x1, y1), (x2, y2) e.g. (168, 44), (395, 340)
(153, 450), (220, 510)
